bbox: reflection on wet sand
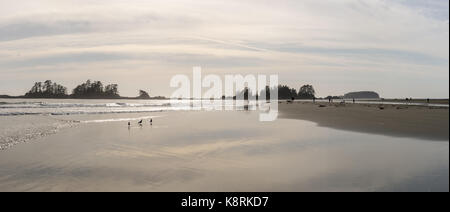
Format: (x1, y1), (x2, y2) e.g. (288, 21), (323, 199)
(0, 111), (448, 191)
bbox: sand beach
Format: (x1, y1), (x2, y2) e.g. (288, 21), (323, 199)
(0, 100), (448, 191)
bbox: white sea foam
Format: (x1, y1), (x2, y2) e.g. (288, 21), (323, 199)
(0, 100), (181, 116)
(0, 99), (258, 116)
(0, 116), (79, 150)
(0, 114), (164, 150)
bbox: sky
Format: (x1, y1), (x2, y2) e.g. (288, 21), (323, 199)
(0, 0), (448, 98)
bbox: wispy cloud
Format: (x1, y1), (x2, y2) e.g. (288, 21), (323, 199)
(0, 20), (92, 41)
(0, 0), (448, 98)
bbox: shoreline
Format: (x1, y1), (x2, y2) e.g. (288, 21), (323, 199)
(1, 98), (448, 142)
(279, 101), (449, 141)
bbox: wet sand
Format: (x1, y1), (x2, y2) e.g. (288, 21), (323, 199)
(376, 99), (449, 105)
(0, 110), (448, 191)
(279, 102), (449, 141)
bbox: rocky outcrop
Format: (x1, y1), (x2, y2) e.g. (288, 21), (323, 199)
(344, 91), (380, 99)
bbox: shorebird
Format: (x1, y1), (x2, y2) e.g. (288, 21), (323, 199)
(128, 122), (131, 126)
(138, 120), (143, 124)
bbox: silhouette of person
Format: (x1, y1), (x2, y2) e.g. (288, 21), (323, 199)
(427, 98), (430, 104)
(353, 98), (355, 103)
(150, 119), (153, 125)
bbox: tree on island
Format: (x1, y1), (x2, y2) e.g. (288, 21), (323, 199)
(255, 84), (316, 100)
(298, 84), (316, 99)
(25, 80), (68, 98)
(72, 80), (120, 98)
(137, 90), (151, 99)
(325, 95), (342, 100)
(263, 85), (271, 100)
(105, 84), (119, 97)
(236, 87), (252, 100)
(276, 85), (298, 100)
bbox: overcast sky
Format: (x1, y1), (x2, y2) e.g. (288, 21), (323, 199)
(0, 0), (448, 98)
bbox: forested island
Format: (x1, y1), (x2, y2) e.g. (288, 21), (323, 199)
(1, 81), (318, 100)
(7, 80), (164, 99)
(221, 84), (316, 100)
(1, 81), (384, 101)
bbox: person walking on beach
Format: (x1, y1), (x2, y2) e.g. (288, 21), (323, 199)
(353, 98), (355, 103)
(150, 119), (153, 125)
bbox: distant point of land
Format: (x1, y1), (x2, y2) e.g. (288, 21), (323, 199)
(344, 91), (380, 99)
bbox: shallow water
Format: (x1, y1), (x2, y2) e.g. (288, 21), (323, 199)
(0, 98), (264, 149)
(0, 98), (262, 116)
(0, 110), (447, 191)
